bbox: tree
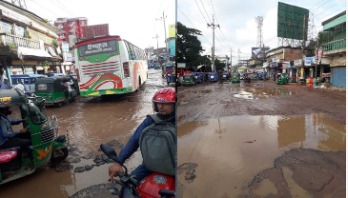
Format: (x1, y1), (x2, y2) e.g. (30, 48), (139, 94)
(177, 22), (204, 69)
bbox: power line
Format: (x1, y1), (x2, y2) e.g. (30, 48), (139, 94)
(178, 9), (212, 46)
(50, 0), (75, 17)
(194, 0), (209, 24)
(200, 0), (211, 22)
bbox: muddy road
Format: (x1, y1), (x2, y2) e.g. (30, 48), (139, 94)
(177, 80), (346, 198)
(0, 69), (168, 198)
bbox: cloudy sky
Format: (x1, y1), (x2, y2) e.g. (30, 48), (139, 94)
(21, 0), (176, 49)
(178, 0), (346, 65)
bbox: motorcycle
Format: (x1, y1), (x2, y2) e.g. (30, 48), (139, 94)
(243, 74), (251, 83)
(100, 144), (175, 198)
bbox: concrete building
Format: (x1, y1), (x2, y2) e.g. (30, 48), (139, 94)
(320, 11), (346, 88)
(54, 17), (88, 45)
(265, 47), (303, 82)
(0, 0), (62, 80)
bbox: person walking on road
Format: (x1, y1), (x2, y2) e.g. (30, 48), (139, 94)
(218, 69), (223, 85)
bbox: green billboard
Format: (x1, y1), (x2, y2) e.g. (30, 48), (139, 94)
(277, 2), (309, 40)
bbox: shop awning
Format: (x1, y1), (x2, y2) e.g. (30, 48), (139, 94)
(47, 47), (58, 57)
(17, 46), (52, 60)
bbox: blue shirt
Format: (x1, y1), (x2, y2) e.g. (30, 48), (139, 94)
(0, 116), (21, 146)
(118, 116), (154, 164)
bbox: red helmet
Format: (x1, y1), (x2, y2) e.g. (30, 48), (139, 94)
(153, 87), (176, 112)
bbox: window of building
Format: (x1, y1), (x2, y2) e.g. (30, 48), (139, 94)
(0, 20), (13, 34)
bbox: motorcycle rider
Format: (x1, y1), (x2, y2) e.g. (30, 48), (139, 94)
(108, 87), (176, 182)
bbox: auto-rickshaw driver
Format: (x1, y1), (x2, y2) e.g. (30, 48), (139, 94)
(0, 106), (31, 150)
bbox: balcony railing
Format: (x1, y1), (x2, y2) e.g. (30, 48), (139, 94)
(322, 38), (346, 52)
(0, 34), (40, 49)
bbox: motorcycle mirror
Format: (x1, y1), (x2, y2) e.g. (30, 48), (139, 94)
(100, 144), (122, 164)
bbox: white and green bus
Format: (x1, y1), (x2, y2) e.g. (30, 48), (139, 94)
(74, 35), (148, 97)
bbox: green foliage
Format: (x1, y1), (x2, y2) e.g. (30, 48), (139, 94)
(215, 59), (225, 71)
(52, 39), (58, 48)
(177, 22), (204, 69)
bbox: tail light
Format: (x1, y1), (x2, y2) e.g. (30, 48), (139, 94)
(123, 62), (130, 77)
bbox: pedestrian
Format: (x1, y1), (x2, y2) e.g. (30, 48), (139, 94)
(0, 106), (31, 150)
(108, 87), (176, 183)
(218, 69), (223, 84)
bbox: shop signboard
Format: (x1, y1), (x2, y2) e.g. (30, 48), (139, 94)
(282, 61), (291, 69)
(304, 57), (315, 66)
(293, 59), (302, 67)
(177, 63), (186, 68)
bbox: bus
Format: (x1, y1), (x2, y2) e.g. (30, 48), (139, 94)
(74, 35), (148, 97)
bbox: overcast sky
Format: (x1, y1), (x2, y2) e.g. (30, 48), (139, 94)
(22, 0), (175, 49)
(178, 0), (346, 65)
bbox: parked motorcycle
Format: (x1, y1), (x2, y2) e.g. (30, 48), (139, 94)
(243, 74), (251, 83)
(100, 144), (175, 198)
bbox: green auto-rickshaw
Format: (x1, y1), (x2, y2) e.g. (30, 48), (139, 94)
(182, 74), (196, 86)
(231, 73), (240, 83)
(35, 76), (78, 106)
(276, 74), (289, 85)
(0, 88), (69, 185)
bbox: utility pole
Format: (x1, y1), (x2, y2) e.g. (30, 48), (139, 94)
(230, 48), (233, 66)
(230, 48), (233, 74)
(301, 15), (307, 80)
(153, 34), (159, 60)
(156, 12), (168, 52)
(207, 15), (219, 72)
(238, 48), (241, 66)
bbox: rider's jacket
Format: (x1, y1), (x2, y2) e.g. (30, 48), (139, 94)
(117, 113), (175, 165)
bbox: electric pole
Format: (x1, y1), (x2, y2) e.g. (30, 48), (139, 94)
(301, 15), (307, 80)
(230, 48), (233, 74)
(207, 15), (219, 72)
(153, 34), (159, 60)
(238, 48), (241, 66)
(230, 48), (233, 66)
(156, 12), (168, 52)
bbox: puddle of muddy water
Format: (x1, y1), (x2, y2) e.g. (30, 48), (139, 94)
(231, 87), (294, 100)
(0, 69), (164, 198)
(177, 113), (345, 197)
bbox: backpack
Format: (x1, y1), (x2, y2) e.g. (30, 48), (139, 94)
(139, 114), (176, 176)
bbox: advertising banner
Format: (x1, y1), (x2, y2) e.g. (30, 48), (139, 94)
(304, 57), (315, 66)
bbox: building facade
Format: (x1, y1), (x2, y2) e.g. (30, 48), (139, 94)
(0, 0), (62, 81)
(320, 11), (346, 88)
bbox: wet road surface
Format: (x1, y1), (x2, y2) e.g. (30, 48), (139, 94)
(177, 80), (346, 197)
(0, 69), (167, 198)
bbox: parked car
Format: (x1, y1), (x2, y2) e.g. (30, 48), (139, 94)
(208, 72), (218, 82)
(222, 71), (230, 81)
(192, 72), (204, 83)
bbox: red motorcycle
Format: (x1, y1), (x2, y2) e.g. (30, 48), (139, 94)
(100, 144), (175, 198)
